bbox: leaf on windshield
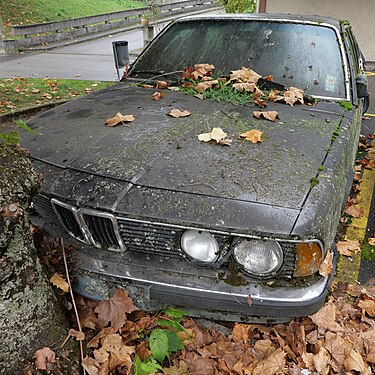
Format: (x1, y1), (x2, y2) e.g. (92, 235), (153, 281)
(152, 91), (165, 101)
(105, 112), (135, 127)
(284, 87), (304, 106)
(229, 67), (261, 84)
(253, 110), (279, 122)
(239, 129), (263, 143)
(198, 127), (228, 144)
(268, 89), (284, 102)
(194, 80), (219, 93)
(168, 109), (191, 118)
(156, 81), (169, 89)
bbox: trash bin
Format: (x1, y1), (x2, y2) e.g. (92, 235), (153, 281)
(112, 41), (129, 80)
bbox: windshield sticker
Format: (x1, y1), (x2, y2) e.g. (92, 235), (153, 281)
(325, 75), (336, 92)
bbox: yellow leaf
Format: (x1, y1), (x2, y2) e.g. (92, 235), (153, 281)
(198, 127), (227, 143)
(50, 272), (69, 293)
(229, 67), (261, 83)
(239, 129), (263, 143)
(105, 112), (135, 127)
(253, 110), (279, 122)
(284, 87), (304, 106)
(319, 250), (333, 277)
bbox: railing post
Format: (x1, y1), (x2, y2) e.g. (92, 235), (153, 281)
(143, 25), (154, 47)
(0, 15), (5, 54)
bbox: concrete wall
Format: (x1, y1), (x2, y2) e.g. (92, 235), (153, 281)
(258, 0), (374, 62)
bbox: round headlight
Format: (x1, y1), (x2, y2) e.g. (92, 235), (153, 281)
(234, 239), (283, 276)
(181, 230), (219, 263)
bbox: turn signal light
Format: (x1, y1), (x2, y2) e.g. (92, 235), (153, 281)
(293, 242), (323, 277)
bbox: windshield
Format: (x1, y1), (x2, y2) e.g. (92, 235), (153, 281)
(130, 19), (346, 98)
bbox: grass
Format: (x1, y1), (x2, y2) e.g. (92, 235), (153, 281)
(0, 77), (115, 115)
(0, 0), (146, 36)
(361, 244), (375, 261)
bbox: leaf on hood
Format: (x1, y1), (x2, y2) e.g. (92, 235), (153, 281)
(156, 80), (169, 89)
(232, 82), (257, 92)
(229, 67), (261, 83)
(105, 112), (135, 127)
(94, 289), (139, 331)
(239, 129), (263, 143)
(142, 84), (154, 88)
(253, 93), (268, 108)
(34, 347), (56, 370)
(336, 240), (361, 256)
(50, 272), (69, 293)
(198, 127), (228, 143)
(194, 79), (218, 93)
(284, 87), (304, 106)
(168, 108), (191, 118)
(191, 63), (215, 80)
(268, 89), (284, 102)
(319, 250), (333, 277)
(253, 110), (279, 122)
(152, 91), (165, 101)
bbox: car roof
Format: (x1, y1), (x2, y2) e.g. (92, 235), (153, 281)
(176, 13), (346, 30)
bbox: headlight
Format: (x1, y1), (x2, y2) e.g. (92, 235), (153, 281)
(233, 239), (283, 276)
(181, 230), (219, 263)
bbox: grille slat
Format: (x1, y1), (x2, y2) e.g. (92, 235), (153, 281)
(83, 214), (118, 248)
(53, 204), (84, 240)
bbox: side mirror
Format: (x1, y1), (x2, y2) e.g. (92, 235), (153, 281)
(112, 41), (130, 81)
(356, 74), (369, 99)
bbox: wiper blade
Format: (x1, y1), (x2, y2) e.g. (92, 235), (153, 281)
(129, 70), (183, 80)
(257, 78), (287, 91)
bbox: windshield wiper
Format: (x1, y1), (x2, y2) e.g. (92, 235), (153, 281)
(129, 70), (183, 80)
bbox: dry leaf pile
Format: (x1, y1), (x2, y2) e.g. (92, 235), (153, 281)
(35, 283), (375, 375)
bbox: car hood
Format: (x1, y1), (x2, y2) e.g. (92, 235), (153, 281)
(24, 83), (346, 210)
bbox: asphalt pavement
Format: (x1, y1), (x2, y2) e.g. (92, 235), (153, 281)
(1, 21), (375, 284)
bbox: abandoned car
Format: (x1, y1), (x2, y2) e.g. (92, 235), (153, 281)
(22, 14), (369, 322)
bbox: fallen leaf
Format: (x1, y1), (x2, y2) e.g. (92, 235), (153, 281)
(358, 299), (375, 317)
(253, 94), (267, 108)
(268, 90), (284, 102)
(319, 250), (333, 277)
(34, 347), (56, 370)
(198, 127), (227, 143)
(194, 80), (218, 93)
(156, 80), (169, 89)
(142, 84), (154, 88)
(336, 240), (361, 256)
(191, 63), (215, 80)
(344, 348), (371, 374)
(94, 289), (139, 331)
(309, 301), (343, 331)
(69, 328), (85, 341)
(152, 91), (165, 101)
(344, 203), (364, 218)
(247, 295), (253, 306)
(253, 110), (279, 122)
(252, 348), (286, 375)
(168, 109), (191, 118)
(31, 88), (40, 94)
(50, 272), (69, 293)
(369, 238), (375, 246)
(229, 67), (261, 84)
(82, 356), (100, 375)
(312, 347), (330, 373)
(218, 138), (232, 146)
(41, 93), (53, 99)
(284, 87), (304, 106)
(239, 129), (263, 143)
(105, 112), (135, 127)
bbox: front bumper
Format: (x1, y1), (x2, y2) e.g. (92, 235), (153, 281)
(74, 243), (336, 323)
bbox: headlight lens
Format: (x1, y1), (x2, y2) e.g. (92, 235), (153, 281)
(233, 239), (283, 276)
(181, 230), (219, 263)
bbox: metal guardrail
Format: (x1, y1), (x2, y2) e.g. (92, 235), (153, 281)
(10, 0), (215, 39)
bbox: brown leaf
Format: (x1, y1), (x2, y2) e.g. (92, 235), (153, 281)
(239, 129), (263, 143)
(344, 348), (371, 374)
(34, 347), (56, 370)
(284, 87), (304, 106)
(163, 360), (189, 375)
(319, 250), (333, 277)
(218, 138), (232, 146)
(93, 347), (109, 364)
(229, 67), (261, 84)
(312, 347), (330, 373)
(152, 91), (165, 101)
(358, 299), (375, 317)
(268, 89), (285, 102)
(232, 323), (251, 341)
(325, 332), (352, 366)
(252, 348), (286, 375)
(309, 302), (343, 332)
(156, 80), (169, 89)
(168, 109), (191, 118)
(50, 272), (69, 293)
(94, 289), (139, 331)
(142, 84), (154, 88)
(253, 110), (279, 122)
(247, 295), (253, 306)
(253, 94), (267, 108)
(190, 63), (215, 80)
(336, 240), (361, 256)
(82, 356), (100, 375)
(194, 80), (218, 93)
(369, 238), (375, 246)
(344, 203), (364, 218)
(69, 328), (85, 341)
(31, 88), (40, 94)
(232, 82), (257, 92)
(105, 112), (135, 127)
